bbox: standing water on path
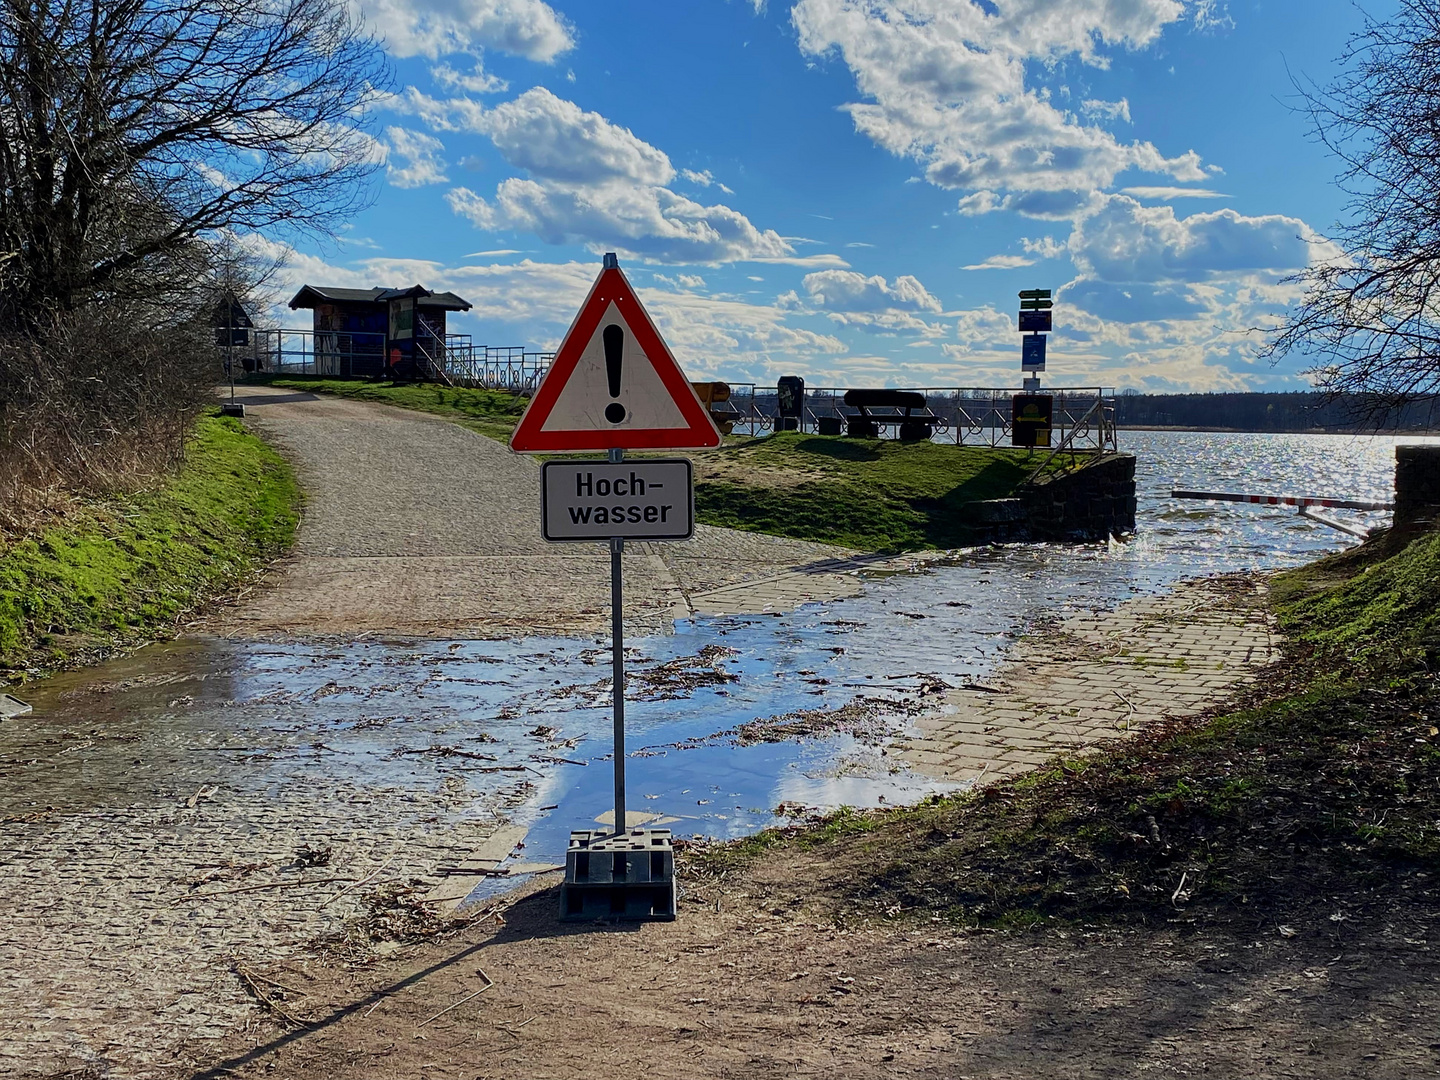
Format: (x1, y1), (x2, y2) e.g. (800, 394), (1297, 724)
(3, 431), (1434, 889)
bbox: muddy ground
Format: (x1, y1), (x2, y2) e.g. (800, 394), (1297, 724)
(185, 844), (1439, 1080)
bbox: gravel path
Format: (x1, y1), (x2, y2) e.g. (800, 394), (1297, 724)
(218, 385), (862, 639)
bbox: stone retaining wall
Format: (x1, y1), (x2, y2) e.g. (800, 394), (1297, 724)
(973, 452), (1136, 543)
(1396, 445), (1440, 528)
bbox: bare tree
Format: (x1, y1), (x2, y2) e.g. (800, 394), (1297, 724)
(0, 0), (389, 329)
(1262, 0), (1440, 421)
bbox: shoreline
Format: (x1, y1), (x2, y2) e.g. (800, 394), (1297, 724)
(0, 561), (1284, 1076)
(1118, 423), (1435, 435)
(0, 412), (300, 690)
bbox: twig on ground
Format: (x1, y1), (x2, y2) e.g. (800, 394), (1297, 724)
(237, 967), (309, 997)
(179, 876), (356, 902)
(324, 851), (400, 908)
(417, 971), (494, 1029)
(1113, 689), (1138, 730)
(236, 966), (309, 1028)
(397, 746), (499, 763)
(1171, 870), (1190, 908)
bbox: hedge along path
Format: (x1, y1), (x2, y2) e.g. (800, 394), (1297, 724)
(216, 385), (918, 641)
(0, 414), (300, 681)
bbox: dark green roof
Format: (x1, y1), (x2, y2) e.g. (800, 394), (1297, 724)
(288, 285), (471, 311)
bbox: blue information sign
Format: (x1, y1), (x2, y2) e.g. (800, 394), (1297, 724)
(1022, 335), (1046, 371)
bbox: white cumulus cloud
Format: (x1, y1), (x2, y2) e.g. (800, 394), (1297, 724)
(802, 270), (942, 313)
(1081, 98), (1132, 123)
(791, 0), (1206, 197)
(357, 0), (574, 60)
(1069, 195), (1312, 283)
(1120, 186), (1232, 200)
(384, 126), (448, 188)
(478, 88), (674, 185)
(431, 60), (509, 94)
(961, 254), (1034, 271)
(1021, 235), (1068, 259)
(957, 190), (1006, 215)
(425, 87), (802, 265)
(795, 269), (947, 335)
(680, 169), (735, 194)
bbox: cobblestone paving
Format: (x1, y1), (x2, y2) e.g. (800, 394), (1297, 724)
(0, 641), (538, 1078)
(220, 387), (869, 638)
(895, 577), (1278, 781)
(0, 388), (1282, 1077)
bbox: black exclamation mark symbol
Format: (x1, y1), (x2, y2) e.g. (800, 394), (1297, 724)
(604, 324), (626, 424)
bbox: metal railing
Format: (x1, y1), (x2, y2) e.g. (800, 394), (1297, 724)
(235, 329), (552, 391)
(602, 382), (1118, 454)
(1171, 488), (1394, 540)
(804, 387), (1117, 453)
(1024, 396), (1115, 482)
(441, 341), (553, 394)
(233, 336), (1117, 457)
(243, 328), (387, 376)
(702, 385), (1117, 454)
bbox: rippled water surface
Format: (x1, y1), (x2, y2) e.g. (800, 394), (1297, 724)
(7, 430), (1435, 881)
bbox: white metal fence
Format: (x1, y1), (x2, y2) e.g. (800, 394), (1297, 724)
(709, 385), (1118, 455)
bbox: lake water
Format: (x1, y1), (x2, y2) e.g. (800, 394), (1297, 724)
(6, 430), (1435, 884)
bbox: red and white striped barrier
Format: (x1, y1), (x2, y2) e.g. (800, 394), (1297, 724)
(1170, 489), (1393, 512)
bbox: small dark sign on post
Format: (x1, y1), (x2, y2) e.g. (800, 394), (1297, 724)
(1012, 393), (1053, 447)
(1018, 309), (1052, 333)
(1022, 335), (1046, 371)
(777, 375), (804, 431)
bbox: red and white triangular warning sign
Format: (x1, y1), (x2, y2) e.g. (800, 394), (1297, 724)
(510, 257), (722, 453)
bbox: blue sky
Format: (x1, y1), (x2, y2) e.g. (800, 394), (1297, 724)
(263, 0), (1391, 393)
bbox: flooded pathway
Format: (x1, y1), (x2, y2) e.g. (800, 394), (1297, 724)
(1, 416), (1428, 1077)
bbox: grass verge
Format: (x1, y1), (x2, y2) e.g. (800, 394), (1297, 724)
(0, 413), (301, 685)
(693, 524), (1440, 930)
(691, 432), (1067, 551)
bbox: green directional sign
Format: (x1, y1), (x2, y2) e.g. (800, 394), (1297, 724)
(1018, 289), (1052, 300)
(1019, 299), (1053, 310)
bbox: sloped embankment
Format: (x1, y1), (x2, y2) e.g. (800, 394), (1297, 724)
(0, 413), (300, 684)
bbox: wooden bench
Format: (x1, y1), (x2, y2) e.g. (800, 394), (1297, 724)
(840, 389), (938, 440)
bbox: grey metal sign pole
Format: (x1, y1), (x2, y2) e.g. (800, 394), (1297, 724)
(515, 252), (720, 919)
(608, 446), (627, 835)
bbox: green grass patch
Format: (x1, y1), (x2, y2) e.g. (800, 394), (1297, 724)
(693, 432), (1067, 552)
(256, 374), (528, 442)
(0, 413), (300, 682)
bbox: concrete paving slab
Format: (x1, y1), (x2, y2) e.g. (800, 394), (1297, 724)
(896, 577), (1277, 783)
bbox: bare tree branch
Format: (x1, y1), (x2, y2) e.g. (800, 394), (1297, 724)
(1262, 0), (1440, 423)
(0, 0), (390, 327)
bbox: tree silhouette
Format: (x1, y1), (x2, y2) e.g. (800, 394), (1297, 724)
(1263, 0), (1440, 425)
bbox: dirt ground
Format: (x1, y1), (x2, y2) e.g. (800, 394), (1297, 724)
(187, 846), (1440, 1080)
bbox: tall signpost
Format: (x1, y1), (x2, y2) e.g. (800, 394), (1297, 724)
(510, 253), (721, 920)
(1014, 289), (1054, 447)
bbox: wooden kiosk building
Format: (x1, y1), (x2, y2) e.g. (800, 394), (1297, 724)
(287, 284), (472, 379)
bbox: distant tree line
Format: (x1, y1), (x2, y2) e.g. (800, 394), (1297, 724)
(1111, 392), (1438, 432)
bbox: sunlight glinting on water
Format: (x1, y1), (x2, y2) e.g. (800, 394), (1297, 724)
(7, 431), (1434, 875)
